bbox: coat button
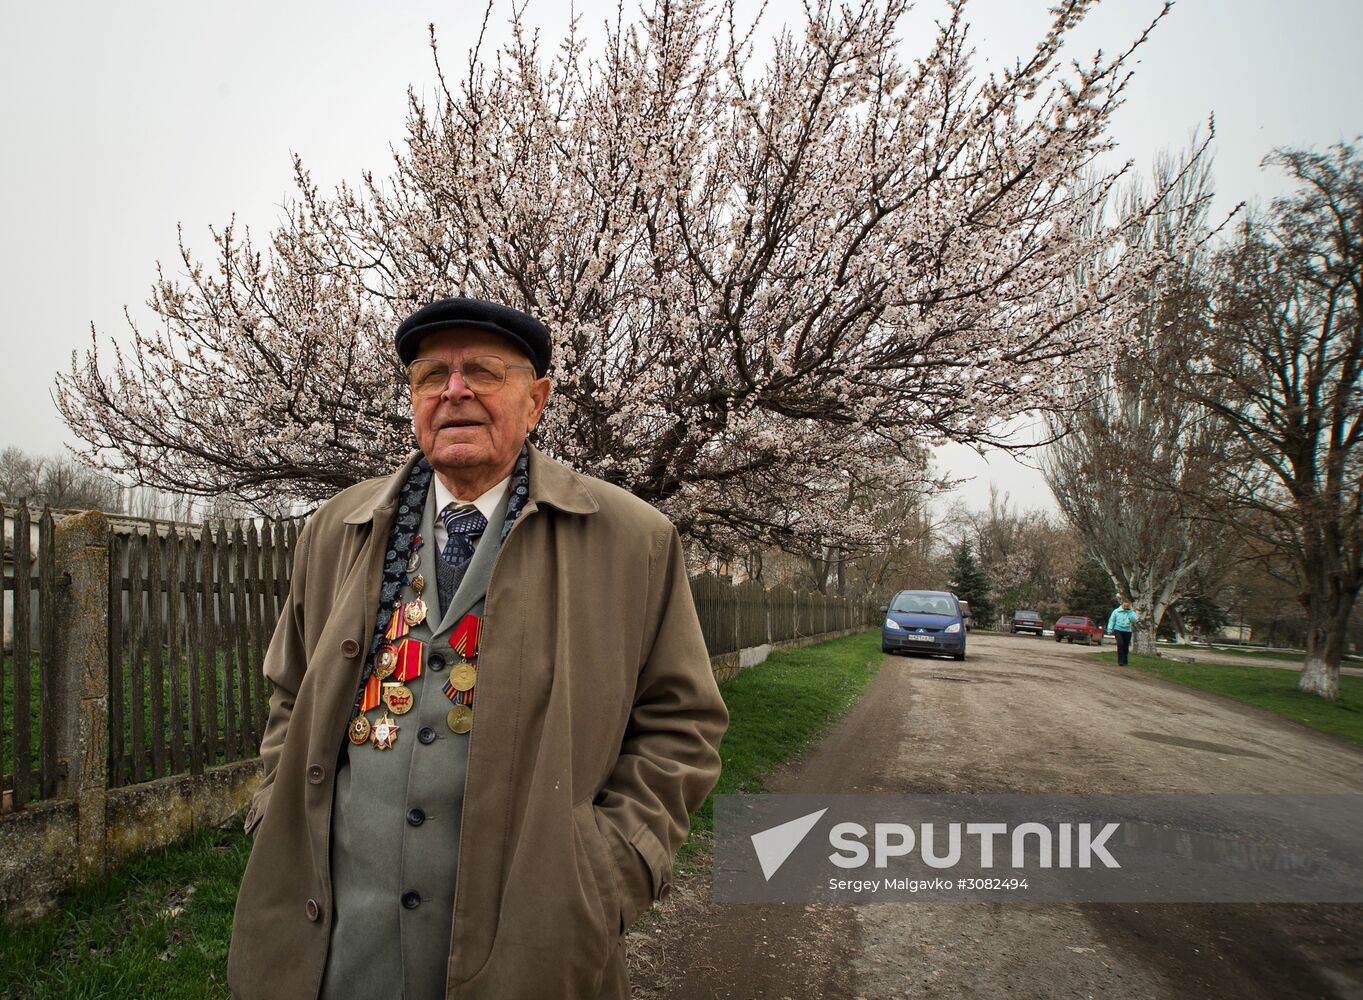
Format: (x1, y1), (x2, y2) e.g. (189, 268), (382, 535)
(401, 891), (421, 909)
(307, 764), (325, 785)
(418, 726), (437, 745)
(341, 638), (360, 657)
(428, 653), (446, 671)
(305, 898), (320, 921)
(407, 808), (426, 827)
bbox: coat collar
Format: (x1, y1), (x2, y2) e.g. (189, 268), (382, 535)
(525, 443), (599, 516)
(337, 443), (598, 526)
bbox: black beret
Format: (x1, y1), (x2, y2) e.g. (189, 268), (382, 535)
(394, 297), (552, 376)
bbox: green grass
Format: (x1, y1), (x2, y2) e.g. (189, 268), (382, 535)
(0, 826), (251, 1000)
(676, 628), (884, 869)
(1098, 650), (1363, 746)
(0, 630), (885, 995)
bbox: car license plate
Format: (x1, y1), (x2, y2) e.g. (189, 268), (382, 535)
(906, 635), (934, 642)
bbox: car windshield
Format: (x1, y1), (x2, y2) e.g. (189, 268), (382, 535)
(1015, 611), (1040, 619)
(1058, 617), (1082, 624)
(890, 595), (957, 616)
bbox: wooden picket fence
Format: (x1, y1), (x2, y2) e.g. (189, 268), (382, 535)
(2, 504), (876, 812)
(0, 501), (57, 810)
(688, 573), (880, 656)
(106, 517), (302, 789)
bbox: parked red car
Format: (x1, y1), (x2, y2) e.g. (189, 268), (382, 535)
(1054, 615), (1104, 645)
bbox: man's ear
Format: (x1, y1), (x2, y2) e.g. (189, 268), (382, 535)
(527, 378), (552, 430)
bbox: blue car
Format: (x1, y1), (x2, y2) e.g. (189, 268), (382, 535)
(881, 590), (967, 660)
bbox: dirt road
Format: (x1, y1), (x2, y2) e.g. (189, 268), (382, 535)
(628, 632), (1363, 1000)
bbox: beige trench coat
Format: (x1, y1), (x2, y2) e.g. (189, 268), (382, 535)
(228, 446), (728, 999)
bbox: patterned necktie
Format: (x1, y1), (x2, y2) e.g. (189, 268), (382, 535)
(439, 504), (488, 567)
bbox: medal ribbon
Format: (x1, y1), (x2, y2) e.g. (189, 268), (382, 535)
(359, 673), (383, 712)
(441, 679), (476, 705)
(394, 637), (424, 681)
(449, 614), (481, 658)
(385, 606), (412, 641)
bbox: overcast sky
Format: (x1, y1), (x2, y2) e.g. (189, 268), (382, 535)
(3, 0), (1361, 515)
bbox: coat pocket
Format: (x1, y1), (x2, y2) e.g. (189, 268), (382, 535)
(572, 799), (623, 938)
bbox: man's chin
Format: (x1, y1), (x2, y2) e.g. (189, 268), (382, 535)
(426, 443), (488, 469)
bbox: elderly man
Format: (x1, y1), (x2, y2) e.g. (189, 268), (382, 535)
(228, 298), (728, 999)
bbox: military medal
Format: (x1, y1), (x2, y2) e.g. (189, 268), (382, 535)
(404, 598), (428, 627)
(448, 660), (476, 692)
(406, 549), (421, 574)
(373, 643), (399, 680)
(443, 615), (483, 713)
(371, 713), (400, 749)
(447, 704), (473, 734)
(410, 573), (425, 596)
(383, 682), (415, 715)
(347, 714), (371, 745)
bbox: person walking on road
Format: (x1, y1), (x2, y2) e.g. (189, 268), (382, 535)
(1107, 599), (1139, 666)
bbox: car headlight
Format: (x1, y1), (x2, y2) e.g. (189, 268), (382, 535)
(884, 618), (903, 630)
(944, 622), (961, 633)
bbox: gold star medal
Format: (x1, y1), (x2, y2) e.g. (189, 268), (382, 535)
(371, 713), (400, 749)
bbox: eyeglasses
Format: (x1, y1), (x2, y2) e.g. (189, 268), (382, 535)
(407, 355), (536, 397)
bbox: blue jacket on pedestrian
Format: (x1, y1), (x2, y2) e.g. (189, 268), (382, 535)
(1107, 606), (1139, 633)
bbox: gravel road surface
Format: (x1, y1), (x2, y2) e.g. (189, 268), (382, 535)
(628, 632), (1363, 1000)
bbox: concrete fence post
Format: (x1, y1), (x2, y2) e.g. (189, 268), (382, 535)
(53, 510), (111, 879)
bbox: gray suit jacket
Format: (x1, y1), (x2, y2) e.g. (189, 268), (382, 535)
(322, 482), (508, 1000)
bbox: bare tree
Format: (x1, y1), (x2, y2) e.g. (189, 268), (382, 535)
(1044, 150), (1241, 655)
(0, 447), (120, 512)
(0, 446), (43, 502)
(1178, 143), (1363, 698)
(57, 0), (1184, 556)
(959, 487), (1081, 624)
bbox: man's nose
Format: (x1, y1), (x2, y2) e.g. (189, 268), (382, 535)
(440, 365), (475, 400)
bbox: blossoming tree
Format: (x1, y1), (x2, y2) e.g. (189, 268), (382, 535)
(59, 0), (1181, 559)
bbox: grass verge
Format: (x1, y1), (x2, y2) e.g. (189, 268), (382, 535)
(677, 628), (884, 870)
(1096, 650), (1363, 746)
(1, 629), (885, 996)
(0, 825), (251, 1000)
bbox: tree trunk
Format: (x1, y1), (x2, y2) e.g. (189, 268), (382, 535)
(1132, 615), (1158, 657)
(1297, 596), (1352, 701)
(1293, 532), (1363, 701)
(1127, 591), (1162, 657)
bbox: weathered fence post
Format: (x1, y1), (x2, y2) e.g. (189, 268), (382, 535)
(52, 511), (111, 879)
